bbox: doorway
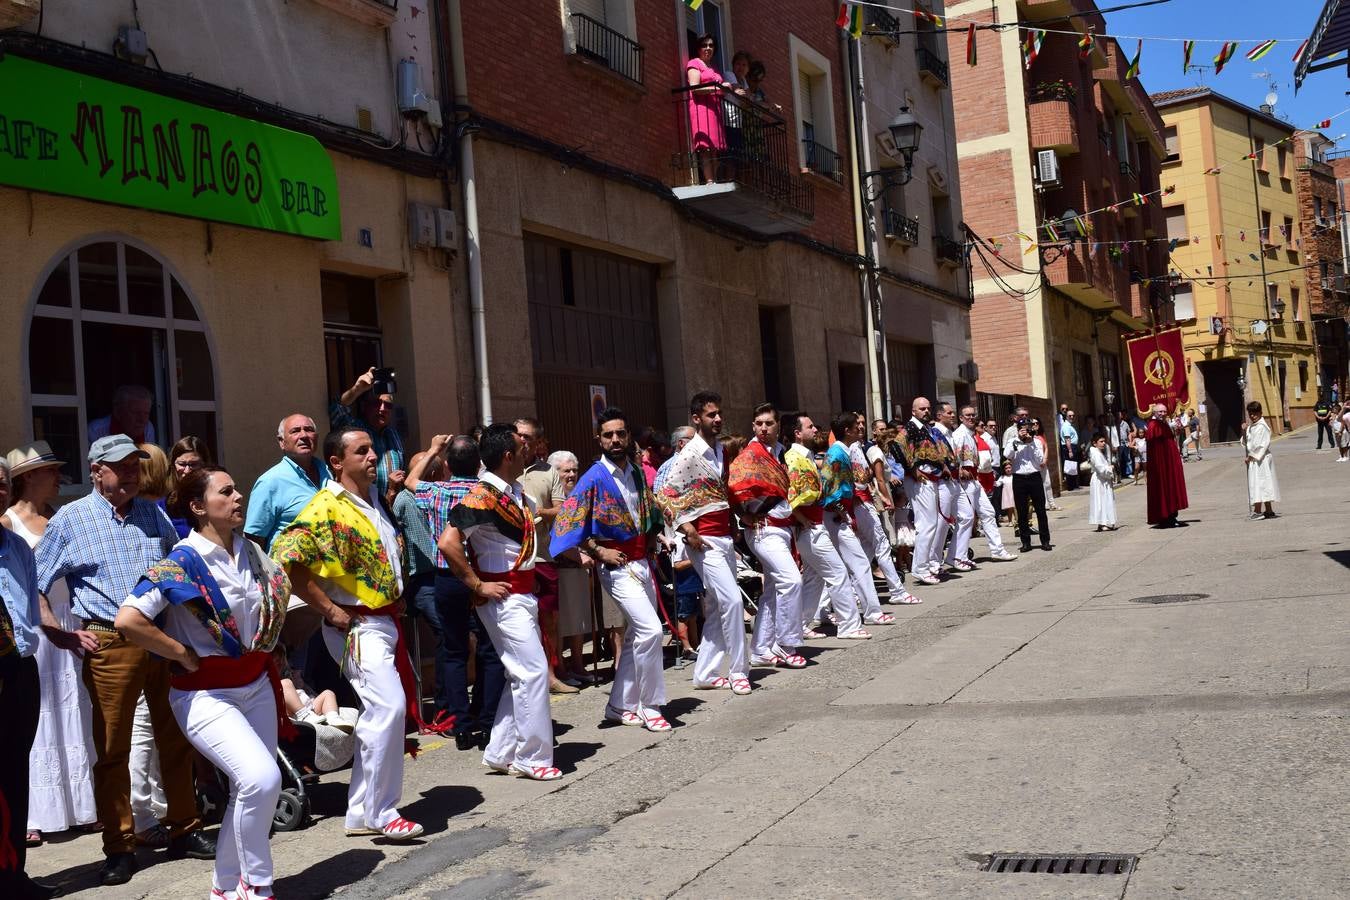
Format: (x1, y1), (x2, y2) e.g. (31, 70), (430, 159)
(1199, 359), (1244, 443)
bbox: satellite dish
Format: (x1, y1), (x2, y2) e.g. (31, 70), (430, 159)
(1265, 91), (1279, 107)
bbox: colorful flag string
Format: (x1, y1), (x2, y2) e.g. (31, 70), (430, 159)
(836, 2), (862, 39)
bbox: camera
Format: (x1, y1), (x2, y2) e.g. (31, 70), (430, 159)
(371, 367), (397, 396)
(1015, 417), (1029, 428)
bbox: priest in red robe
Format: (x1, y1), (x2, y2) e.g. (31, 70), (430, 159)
(1144, 402), (1189, 527)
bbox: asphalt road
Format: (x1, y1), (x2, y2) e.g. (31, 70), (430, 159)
(29, 427), (1350, 899)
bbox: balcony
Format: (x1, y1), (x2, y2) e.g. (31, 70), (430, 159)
(569, 14), (644, 86)
(882, 208), (920, 245)
(1093, 41), (1165, 154)
(671, 85), (814, 235)
(1028, 83), (1079, 154)
(1119, 160), (1137, 181)
(916, 42), (949, 88)
(802, 138), (842, 183)
(935, 233), (965, 266)
(865, 8), (901, 47)
(1041, 242), (1134, 315)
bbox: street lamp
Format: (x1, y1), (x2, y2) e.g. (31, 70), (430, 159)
(864, 106), (924, 195)
(1237, 370), (1247, 393)
(1104, 380), (1116, 410)
(1271, 296), (1287, 320)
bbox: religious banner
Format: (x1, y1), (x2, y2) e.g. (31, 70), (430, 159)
(1126, 328), (1190, 412)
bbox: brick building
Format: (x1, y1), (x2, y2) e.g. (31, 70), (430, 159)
(947, 0), (1168, 433)
(1296, 132), (1350, 399)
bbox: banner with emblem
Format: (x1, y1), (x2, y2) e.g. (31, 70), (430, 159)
(1125, 328), (1190, 413)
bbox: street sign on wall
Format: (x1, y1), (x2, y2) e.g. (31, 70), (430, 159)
(0, 55), (341, 239)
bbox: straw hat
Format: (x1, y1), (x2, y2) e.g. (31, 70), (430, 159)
(6, 441), (66, 478)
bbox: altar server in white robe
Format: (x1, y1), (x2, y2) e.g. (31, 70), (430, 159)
(1242, 401), (1279, 520)
(1086, 433), (1117, 532)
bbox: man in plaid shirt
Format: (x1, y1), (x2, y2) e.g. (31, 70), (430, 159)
(411, 434), (504, 751)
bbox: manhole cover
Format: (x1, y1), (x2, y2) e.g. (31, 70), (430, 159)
(982, 853), (1138, 875)
(1129, 593), (1209, 604)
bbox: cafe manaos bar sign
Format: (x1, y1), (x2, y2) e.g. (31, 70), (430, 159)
(0, 55), (340, 240)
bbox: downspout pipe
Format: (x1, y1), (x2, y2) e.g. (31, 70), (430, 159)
(446, 0), (492, 424)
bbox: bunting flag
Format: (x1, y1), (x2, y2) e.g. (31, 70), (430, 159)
(1245, 40), (1277, 61)
(1125, 39), (1142, 79)
(685, 0), (705, 9)
(1132, 193), (1149, 206)
(1183, 40), (1195, 72)
(1015, 231), (1034, 243)
(836, 2), (862, 39)
(1204, 166), (1223, 175)
(1073, 217), (1088, 237)
(966, 23), (978, 66)
(914, 9), (943, 27)
(1078, 31), (1095, 61)
(1239, 230), (1246, 242)
(1044, 221), (1062, 242)
(1292, 38), (1309, 63)
(1243, 151), (1258, 160)
(1317, 118), (1333, 129)
(1215, 234), (1223, 249)
(1023, 29), (1045, 69)
(1024, 242), (1039, 256)
(1213, 42), (1239, 74)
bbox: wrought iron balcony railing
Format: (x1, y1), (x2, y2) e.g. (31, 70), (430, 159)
(802, 138), (842, 182)
(570, 13), (644, 86)
(882, 208), (920, 244)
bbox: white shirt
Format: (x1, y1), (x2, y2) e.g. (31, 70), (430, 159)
(1006, 434), (1045, 475)
(318, 480), (404, 604)
(950, 424), (978, 470)
(122, 530), (261, 659)
(459, 471), (538, 573)
(686, 432), (724, 473)
(981, 430), (1002, 470)
(600, 455), (640, 518)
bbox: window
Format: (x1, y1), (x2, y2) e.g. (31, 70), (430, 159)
(790, 35), (839, 179)
(1260, 209), (1273, 245)
(684, 0), (727, 73)
(1316, 196), (1324, 220)
(1291, 285), (1301, 321)
(1172, 283), (1195, 320)
(1164, 205), (1188, 242)
(1253, 137), (1266, 171)
(322, 273), (384, 404)
(1277, 144), (1288, 179)
(27, 239), (218, 486)
(1267, 282), (1281, 316)
(1282, 215), (1294, 246)
(931, 192), (953, 239)
(1163, 125), (1180, 162)
(1072, 351), (1094, 401)
(566, 0), (642, 84)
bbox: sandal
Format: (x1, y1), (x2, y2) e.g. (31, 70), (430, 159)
(802, 628), (827, 640)
(694, 677), (730, 690)
(838, 629), (873, 640)
(380, 817), (425, 841)
(894, 592), (923, 605)
(864, 613), (896, 625)
(640, 713), (673, 732)
(603, 705), (641, 726)
(510, 763), (562, 781)
(25, 830), (42, 847)
(779, 653), (807, 669)
(730, 677), (752, 695)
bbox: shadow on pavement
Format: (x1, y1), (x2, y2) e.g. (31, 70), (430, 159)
(399, 785), (487, 837)
(275, 846), (382, 899)
(1324, 549), (1350, 569)
(552, 741), (602, 774)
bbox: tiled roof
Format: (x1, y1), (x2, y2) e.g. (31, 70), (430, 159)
(1149, 87), (1210, 105)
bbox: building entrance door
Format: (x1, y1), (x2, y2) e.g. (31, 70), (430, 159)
(1199, 359), (1244, 443)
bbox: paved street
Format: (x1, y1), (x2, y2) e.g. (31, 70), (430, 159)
(30, 428), (1349, 899)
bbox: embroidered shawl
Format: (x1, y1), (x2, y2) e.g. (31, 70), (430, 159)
(653, 436), (729, 527)
(448, 479), (536, 571)
(784, 446), (823, 510)
(820, 441), (855, 508)
(728, 439), (789, 517)
(551, 460), (662, 557)
(132, 541), (288, 656)
(898, 419), (953, 478)
(271, 487), (398, 610)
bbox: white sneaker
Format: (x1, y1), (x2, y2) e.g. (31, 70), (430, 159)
(990, 549), (1018, 561)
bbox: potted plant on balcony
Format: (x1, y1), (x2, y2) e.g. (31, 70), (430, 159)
(1030, 80), (1078, 103)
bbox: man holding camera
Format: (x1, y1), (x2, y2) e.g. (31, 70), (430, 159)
(1003, 416), (1051, 553)
(331, 367), (405, 503)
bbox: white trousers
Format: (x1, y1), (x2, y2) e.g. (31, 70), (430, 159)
(906, 477), (939, 578)
(129, 691), (166, 832)
(854, 500), (904, 593)
(169, 675), (280, 892)
(323, 615), (405, 829)
(824, 514), (882, 619)
(944, 479), (980, 564)
(599, 560), (667, 716)
(798, 522), (863, 636)
(690, 534), (748, 684)
(746, 524), (803, 656)
(972, 483), (1006, 553)
(477, 592), (554, 770)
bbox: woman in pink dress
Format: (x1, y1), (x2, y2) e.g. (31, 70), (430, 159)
(686, 33), (730, 184)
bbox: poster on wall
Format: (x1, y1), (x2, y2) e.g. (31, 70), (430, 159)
(589, 384), (608, 430)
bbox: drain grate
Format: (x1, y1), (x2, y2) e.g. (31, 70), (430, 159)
(983, 853), (1137, 875)
(1129, 593), (1209, 604)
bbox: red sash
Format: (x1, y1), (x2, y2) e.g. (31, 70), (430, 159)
(600, 536), (649, 559)
(473, 568), (539, 595)
(171, 651), (296, 741)
(796, 505), (824, 525)
(766, 514), (795, 528)
(694, 509), (733, 537)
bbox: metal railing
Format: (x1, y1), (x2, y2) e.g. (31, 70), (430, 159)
(883, 208), (920, 244)
(935, 233), (965, 264)
(866, 8), (900, 42)
(802, 138), (842, 182)
(1119, 160), (1136, 180)
(570, 13), (644, 86)
(916, 44), (949, 86)
(671, 84), (814, 220)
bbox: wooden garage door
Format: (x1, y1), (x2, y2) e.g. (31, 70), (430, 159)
(525, 236), (665, 460)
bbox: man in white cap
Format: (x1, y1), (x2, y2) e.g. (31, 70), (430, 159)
(34, 435), (214, 887)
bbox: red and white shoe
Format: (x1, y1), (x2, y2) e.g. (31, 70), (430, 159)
(950, 559), (976, 572)
(640, 711), (673, 732)
(694, 676), (730, 690)
(603, 705), (641, 726)
(380, 817), (425, 841)
(509, 763), (563, 781)
(210, 888), (236, 900)
(237, 881), (275, 900)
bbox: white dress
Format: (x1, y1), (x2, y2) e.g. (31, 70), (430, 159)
(8, 513), (98, 833)
(1087, 447), (1117, 527)
(1244, 420), (1280, 503)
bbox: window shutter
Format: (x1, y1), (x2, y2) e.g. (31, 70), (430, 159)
(571, 0), (606, 23)
(798, 72), (814, 125)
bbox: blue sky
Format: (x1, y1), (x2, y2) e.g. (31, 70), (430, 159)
(1107, 0), (1346, 135)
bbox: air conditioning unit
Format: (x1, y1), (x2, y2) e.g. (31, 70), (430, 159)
(1035, 149), (1061, 187)
(957, 361), (980, 382)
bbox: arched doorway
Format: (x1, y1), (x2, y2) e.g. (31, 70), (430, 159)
(26, 237), (220, 486)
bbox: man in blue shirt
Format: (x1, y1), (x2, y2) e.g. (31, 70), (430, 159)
(34, 435), (214, 886)
(330, 367), (405, 502)
(244, 413), (331, 549)
(0, 461), (57, 900)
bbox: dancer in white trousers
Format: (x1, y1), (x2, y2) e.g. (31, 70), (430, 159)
(898, 397), (958, 585)
(443, 424), (560, 780)
(731, 404), (807, 668)
(845, 419), (920, 605)
(551, 407), (671, 731)
(274, 426), (428, 837)
(822, 414), (895, 627)
(654, 391), (751, 695)
(117, 467), (291, 900)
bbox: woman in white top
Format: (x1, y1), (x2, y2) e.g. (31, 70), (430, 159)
(1086, 433), (1118, 531)
(115, 468), (290, 900)
(1242, 401), (1280, 520)
(1336, 403), (1350, 462)
(2, 442), (98, 844)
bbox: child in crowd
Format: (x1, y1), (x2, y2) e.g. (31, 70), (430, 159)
(670, 534), (703, 663)
(997, 460), (1015, 524)
(273, 648), (346, 728)
(1087, 433), (1118, 532)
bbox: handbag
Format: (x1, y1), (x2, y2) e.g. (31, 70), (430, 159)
(894, 522), (916, 548)
(1063, 460), (1079, 476)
